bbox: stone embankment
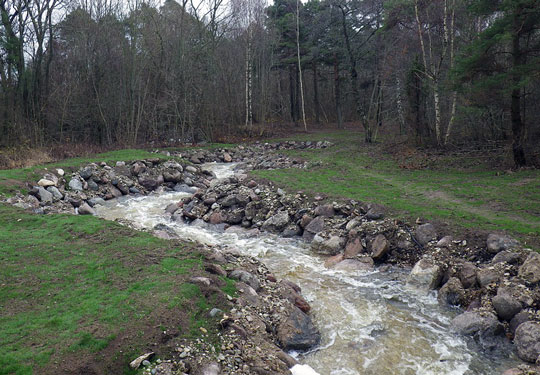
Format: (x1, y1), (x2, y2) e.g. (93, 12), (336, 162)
(4, 139), (540, 375)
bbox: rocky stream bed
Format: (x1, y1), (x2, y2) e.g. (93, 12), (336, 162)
(4, 140), (540, 375)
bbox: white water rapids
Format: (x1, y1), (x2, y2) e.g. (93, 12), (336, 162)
(95, 163), (519, 375)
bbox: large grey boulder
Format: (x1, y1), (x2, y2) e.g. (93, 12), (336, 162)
(46, 186), (63, 200)
(228, 270), (260, 291)
(458, 262), (478, 289)
(371, 234), (390, 261)
(37, 187), (53, 203)
(519, 252), (540, 284)
(438, 277), (466, 307)
(407, 258), (443, 290)
(78, 203), (96, 215)
(313, 204), (335, 217)
(277, 306), (320, 351)
(68, 178), (83, 191)
(79, 166), (94, 180)
(477, 267), (503, 288)
(514, 321), (540, 363)
(492, 250), (521, 265)
(487, 234), (518, 254)
(492, 288), (522, 321)
(261, 211), (290, 233)
(451, 311), (504, 350)
(302, 216), (325, 241)
(334, 258), (374, 272)
(311, 234), (345, 256)
(163, 169), (183, 183)
(415, 223), (437, 245)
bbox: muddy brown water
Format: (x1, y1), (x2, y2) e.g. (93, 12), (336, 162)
(95, 163), (520, 375)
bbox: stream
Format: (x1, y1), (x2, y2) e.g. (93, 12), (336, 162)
(95, 163), (519, 375)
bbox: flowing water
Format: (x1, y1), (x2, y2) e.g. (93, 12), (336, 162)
(95, 163), (519, 375)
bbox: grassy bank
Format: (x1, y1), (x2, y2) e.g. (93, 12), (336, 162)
(253, 130), (540, 246)
(0, 203), (232, 375)
(0, 150), (234, 375)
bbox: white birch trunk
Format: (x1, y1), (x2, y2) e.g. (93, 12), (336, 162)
(296, 0), (307, 131)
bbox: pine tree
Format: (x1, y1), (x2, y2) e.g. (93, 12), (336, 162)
(455, 0), (540, 167)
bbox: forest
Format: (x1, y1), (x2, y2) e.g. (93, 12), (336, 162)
(1, 0), (539, 166)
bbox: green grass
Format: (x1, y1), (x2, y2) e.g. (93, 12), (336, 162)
(254, 130), (540, 244)
(0, 203), (228, 375)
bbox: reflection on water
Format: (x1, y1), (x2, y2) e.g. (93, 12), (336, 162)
(95, 164), (519, 375)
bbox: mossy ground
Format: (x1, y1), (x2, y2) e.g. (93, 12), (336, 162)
(254, 129), (540, 247)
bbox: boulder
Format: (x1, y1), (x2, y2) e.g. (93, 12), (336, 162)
(163, 170), (183, 183)
(88, 197), (105, 207)
(514, 321), (540, 363)
(334, 258), (374, 272)
(510, 311), (532, 336)
(209, 212), (224, 225)
(195, 362), (221, 375)
(477, 267), (502, 288)
(313, 204), (335, 217)
(451, 311), (504, 350)
(138, 176), (160, 191)
(223, 152), (232, 162)
(46, 186), (63, 200)
(438, 277), (466, 307)
(311, 234), (345, 256)
(37, 187), (53, 203)
(79, 166), (94, 180)
(492, 288), (522, 321)
(174, 183), (198, 194)
(492, 250), (521, 265)
(458, 262), (478, 289)
(371, 234), (390, 261)
(277, 306), (320, 351)
(131, 162), (146, 176)
(436, 236), (453, 248)
(109, 186), (123, 198)
(68, 178), (83, 191)
(220, 195), (238, 208)
(324, 254), (344, 268)
(365, 207), (384, 220)
(228, 270), (260, 291)
(87, 180), (99, 191)
(185, 165), (198, 173)
(519, 252), (540, 284)
(344, 237), (363, 259)
(37, 178), (56, 187)
(78, 203), (96, 215)
(345, 217), (361, 231)
(407, 258), (443, 290)
(261, 211), (290, 233)
(282, 224), (301, 238)
(415, 223), (437, 245)
(302, 216), (325, 241)
(487, 233), (518, 254)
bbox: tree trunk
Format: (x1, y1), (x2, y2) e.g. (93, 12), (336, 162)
(296, 0), (307, 131)
(334, 53), (343, 129)
(313, 63), (320, 124)
(289, 65), (296, 123)
(511, 15), (526, 167)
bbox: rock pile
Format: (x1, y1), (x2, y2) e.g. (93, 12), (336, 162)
(171, 174), (540, 373)
(175, 140), (332, 171)
(136, 248), (320, 375)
